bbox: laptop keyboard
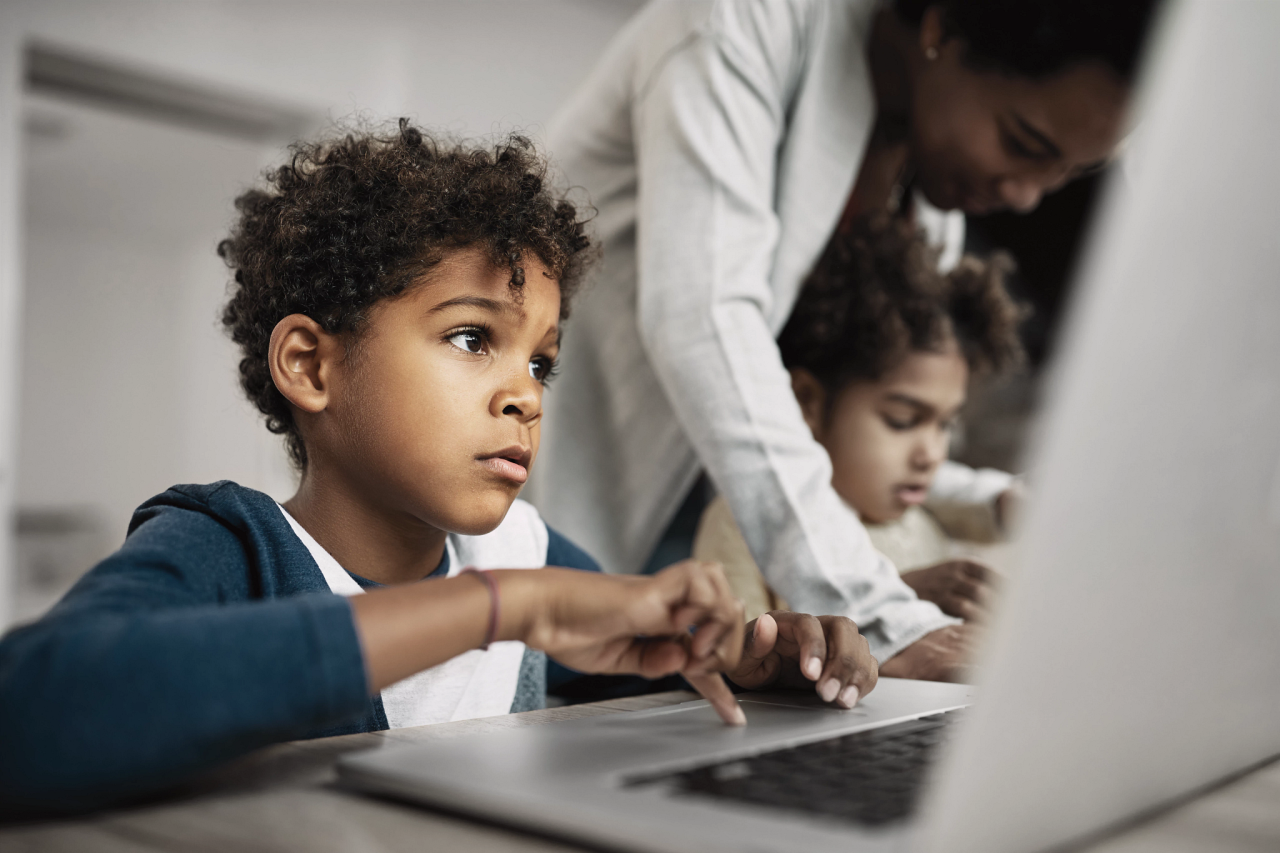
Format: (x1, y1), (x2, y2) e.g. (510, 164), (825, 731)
(627, 709), (964, 827)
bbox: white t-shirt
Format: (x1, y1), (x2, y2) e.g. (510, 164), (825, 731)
(279, 500), (548, 728)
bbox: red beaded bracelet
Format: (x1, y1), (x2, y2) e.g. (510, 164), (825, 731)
(462, 567), (499, 651)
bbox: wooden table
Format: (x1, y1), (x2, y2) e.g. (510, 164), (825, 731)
(4, 690), (1279, 853)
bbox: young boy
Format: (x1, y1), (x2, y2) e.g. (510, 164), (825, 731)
(694, 216), (1026, 624)
(0, 122), (877, 816)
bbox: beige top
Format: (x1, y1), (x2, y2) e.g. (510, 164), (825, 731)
(694, 494), (952, 621)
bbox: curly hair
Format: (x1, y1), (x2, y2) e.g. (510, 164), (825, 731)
(778, 216), (1026, 402)
(894, 0), (1162, 80)
(219, 120), (592, 469)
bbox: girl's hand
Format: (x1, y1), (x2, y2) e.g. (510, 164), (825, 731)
(878, 624), (980, 682)
(900, 559), (1001, 622)
(506, 560), (749, 725)
(727, 612), (878, 709)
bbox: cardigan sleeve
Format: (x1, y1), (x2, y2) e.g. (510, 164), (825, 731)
(629, 0), (956, 662)
(0, 500), (370, 816)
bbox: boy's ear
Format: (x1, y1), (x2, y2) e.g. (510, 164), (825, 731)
(268, 314), (338, 415)
(789, 368), (828, 440)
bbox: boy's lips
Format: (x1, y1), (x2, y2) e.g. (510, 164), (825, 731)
(478, 445), (532, 484)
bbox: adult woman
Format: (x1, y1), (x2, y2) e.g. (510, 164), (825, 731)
(530, 0), (1158, 678)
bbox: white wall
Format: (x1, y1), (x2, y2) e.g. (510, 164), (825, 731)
(0, 0), (643, 625)
(20, 95), (291, 562)
(0, 23), (24, 626)
(9, 0), (642, 138)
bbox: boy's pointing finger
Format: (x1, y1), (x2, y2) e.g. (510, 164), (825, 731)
(687, 672), (747, 727)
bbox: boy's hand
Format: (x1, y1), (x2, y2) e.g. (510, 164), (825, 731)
(878, 624), (980, 682)
(900, 559), (1000, 622)
(728, 612), (877, 709)
(510, 560), (749, 725)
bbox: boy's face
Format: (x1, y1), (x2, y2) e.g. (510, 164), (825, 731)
(319, 248), (561, 536)
(803, 343), (968, 525)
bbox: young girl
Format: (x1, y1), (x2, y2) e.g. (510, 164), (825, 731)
(694, 216), (1026, 624)
(0, 123), (877, 816)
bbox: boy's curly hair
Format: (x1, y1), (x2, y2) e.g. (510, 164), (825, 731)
(219, 120), (592, 469)
(778, 215), (1026, 402)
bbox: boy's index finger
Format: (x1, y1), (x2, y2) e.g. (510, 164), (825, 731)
(686, 672), (746, 726)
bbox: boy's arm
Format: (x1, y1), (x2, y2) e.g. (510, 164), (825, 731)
(0, 507), (370, 816)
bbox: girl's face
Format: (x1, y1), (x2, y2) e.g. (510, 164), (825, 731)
(794, 342), (968, 524)
(906, 10), (1130, 215)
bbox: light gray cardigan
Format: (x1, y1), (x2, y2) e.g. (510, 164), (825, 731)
(531, 0), (997, 661)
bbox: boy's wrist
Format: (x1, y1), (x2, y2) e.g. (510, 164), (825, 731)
(487, 569), (542, 646)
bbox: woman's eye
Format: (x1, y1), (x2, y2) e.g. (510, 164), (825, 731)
(529, 356), (558, 384)
(1003, 129), (1053, 164)
(1004, 133), (1033, 159)
(448, 331), (485, 354)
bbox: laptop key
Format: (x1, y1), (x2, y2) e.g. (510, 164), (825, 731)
(626, 709), (964, 827)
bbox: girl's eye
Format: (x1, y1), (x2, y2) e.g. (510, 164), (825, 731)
(529, 356), (559, 384)
(448, 330), (485, 354)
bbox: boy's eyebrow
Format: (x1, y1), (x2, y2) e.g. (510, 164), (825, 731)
(428, 295), (522, 317)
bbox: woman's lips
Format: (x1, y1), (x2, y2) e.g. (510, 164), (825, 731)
(960, 193), (996, 216)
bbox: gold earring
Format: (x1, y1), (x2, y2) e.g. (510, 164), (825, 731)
(925, 46), (939, 61)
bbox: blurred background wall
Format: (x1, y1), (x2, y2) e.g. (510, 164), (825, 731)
(0, 0), (644, 626)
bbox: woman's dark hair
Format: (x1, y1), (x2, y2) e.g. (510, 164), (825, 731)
(894, 0), (1162, 80)
(778, 215), (1026, 400)
(219, 120), (592, 469)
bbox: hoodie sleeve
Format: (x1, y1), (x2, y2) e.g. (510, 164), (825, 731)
(0, 497), (370, 816)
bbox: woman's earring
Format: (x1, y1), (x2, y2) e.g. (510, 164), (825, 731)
(925, 46), (939, 61)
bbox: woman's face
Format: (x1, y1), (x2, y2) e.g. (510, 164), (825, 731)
(908, 14), (1130, 215)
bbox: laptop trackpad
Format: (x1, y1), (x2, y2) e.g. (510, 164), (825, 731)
(584, 695), (873, 752)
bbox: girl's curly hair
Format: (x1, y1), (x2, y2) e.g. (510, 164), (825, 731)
(778, 215), (1027, 402)
(219, 120), (592, 469)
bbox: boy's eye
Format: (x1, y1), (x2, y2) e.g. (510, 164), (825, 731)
(882, 413), (918, 431)
(448, 330), (486, 354)
(529, 356), (559, 384)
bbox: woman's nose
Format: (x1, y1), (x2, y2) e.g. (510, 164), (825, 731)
(996, 176), (1044, 213)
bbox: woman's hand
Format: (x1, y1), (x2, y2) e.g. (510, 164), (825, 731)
(900, 559), (1000, 622)
(507, 560), (749, 725)
(727, 611), (878, 709)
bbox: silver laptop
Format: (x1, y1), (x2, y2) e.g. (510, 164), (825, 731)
(339, 3), (1280, 851)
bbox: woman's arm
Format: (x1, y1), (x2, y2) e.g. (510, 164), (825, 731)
(629, 1), (957, 661)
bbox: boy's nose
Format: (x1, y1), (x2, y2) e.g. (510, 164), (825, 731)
(492, 374), (542, 423)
